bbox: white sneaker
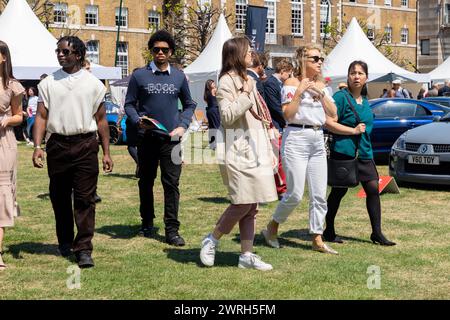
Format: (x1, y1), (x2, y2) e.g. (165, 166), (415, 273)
(200, 235), (217, 267)
(238, 253), (273, 271)
(261, 229), (280, 249)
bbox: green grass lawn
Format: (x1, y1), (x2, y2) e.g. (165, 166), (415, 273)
(1, 133), (449, 299)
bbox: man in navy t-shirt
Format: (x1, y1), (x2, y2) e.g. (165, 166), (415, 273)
(125, 30), (196, 246)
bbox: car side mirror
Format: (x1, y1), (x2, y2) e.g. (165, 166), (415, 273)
(433, 116), (441, 122)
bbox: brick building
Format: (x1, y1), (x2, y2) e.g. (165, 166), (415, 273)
(417, 0), (450, 73)
(229, 0), (417, 70)
(38, 0), (417, 78)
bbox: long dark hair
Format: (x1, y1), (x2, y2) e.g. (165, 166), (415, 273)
(0, 40), (15, 90)
(203, 79), (215, 102)
(219, 37), (249, 81)
(347, 60), (368, 96)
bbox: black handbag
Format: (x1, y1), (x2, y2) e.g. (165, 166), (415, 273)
(327, 94), (362, 188)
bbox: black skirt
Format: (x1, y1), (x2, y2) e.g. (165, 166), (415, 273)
(330, 151), (379, 182)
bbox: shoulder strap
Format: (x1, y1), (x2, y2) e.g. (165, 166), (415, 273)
(343, 92), (361, 124)
(343, 92), (362, 157)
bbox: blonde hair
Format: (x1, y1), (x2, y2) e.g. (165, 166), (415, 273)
(293, 45), (322, 80)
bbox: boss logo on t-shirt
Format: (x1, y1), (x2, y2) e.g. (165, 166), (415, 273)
(147, 83), (178, 95)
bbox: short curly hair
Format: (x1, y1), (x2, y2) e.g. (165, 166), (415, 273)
(148, 30), (176, 51)
(57, 36), (86, 66)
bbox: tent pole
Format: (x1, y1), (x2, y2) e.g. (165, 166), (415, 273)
(114, 0), (124, 69)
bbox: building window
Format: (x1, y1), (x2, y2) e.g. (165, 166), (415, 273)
(384, 0), (391, 6)
(148, 10), (160, 30)
(85, 5), (98, 26)
(53, 2), (68, 24)
(445, 4), (450, 25)
(115, 7), (128, 28)
(116, 42), (128, 78)
(401, 0), (408, 7)
(401, 28), (408, 44)
(291, 0), (304, 36)
(367, 26), (375, 41)
(320, 0), (331, 39)
(265, 0), (276, 44)
(384, 26), (392, 44)
(86, 40), (99, 64)
(235, 0), (248, 31)
(420, 39), (430, 55)
(368, 0), (374, 5)
(349, 0), (356, 2)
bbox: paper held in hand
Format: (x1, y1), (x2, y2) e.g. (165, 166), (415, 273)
(140, 116), (170, 135)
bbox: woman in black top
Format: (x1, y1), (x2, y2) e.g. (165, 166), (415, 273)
(204, 79), (221, 149)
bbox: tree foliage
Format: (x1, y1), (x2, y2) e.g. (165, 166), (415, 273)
(149, 0), (230, 65)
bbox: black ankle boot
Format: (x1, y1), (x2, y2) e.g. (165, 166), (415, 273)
(370, 233), (396, 246)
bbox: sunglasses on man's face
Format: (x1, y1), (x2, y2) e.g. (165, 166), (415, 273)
(308, 56), (325, 63)
(152, 47), (170, 54)
(55, 48), (76, 56)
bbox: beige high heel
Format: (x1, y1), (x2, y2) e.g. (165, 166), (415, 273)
(312, 243), (339, 255)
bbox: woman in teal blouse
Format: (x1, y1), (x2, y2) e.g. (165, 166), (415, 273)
(324, 61), (395, 246)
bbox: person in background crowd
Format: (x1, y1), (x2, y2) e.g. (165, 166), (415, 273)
(200, 37), (278, 271)
(32, 36), (113, 268)
(263, 59), (294, 199)
(324, 60), (395, 246)
(15, 86), (31, 144)
(39, 73), (48, 81)
(124, 30), (196, 246)
(426, 84), (440, 97)
(261, 45), (339, 255)
(203, 79), (220, 150)
(338, 82), (348, 91)
(26, 87), (38, 144)
(0, 40), (25, 271)
(323, 77), (333, 96)
(258, 52), (269, 81)
(247, 52), (265, 96)
(386, 89), (396, 98)
(438, 79), (450, 96)
(380, 88), (387, 98)
(83, 59), (91, 72)
(417, 88), (426, 100)
(383, 79), (411, 98)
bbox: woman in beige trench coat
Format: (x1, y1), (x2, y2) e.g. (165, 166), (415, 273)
(199, 37), (278, 271)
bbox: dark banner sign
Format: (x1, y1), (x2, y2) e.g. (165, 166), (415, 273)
(245, 5), (268, 52)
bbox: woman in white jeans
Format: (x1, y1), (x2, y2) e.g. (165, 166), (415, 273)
(261, 45), (338, 254)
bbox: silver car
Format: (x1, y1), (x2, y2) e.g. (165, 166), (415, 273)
(389, 113), (450, 185)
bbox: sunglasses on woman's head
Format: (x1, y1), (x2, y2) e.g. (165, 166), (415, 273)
(152, 47), (170, 54)
(55, 48), (76, 56)
(308, 56), (325, 63)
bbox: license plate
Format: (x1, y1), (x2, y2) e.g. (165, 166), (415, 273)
(408, 155), (440, 165)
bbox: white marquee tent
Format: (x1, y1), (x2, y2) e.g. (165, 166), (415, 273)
(322, 17), (429, 96)
(0, 0), (121, 80)
(184, 14), (232, 109)
(428, 56), (450, 82)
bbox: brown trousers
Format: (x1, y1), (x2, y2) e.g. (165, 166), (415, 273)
(46, 132), (99, 253)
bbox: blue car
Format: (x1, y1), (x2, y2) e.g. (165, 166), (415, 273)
(369, 98), (448, 159)
(421, 97), (450, 114)
(105, 101), (127, 144)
